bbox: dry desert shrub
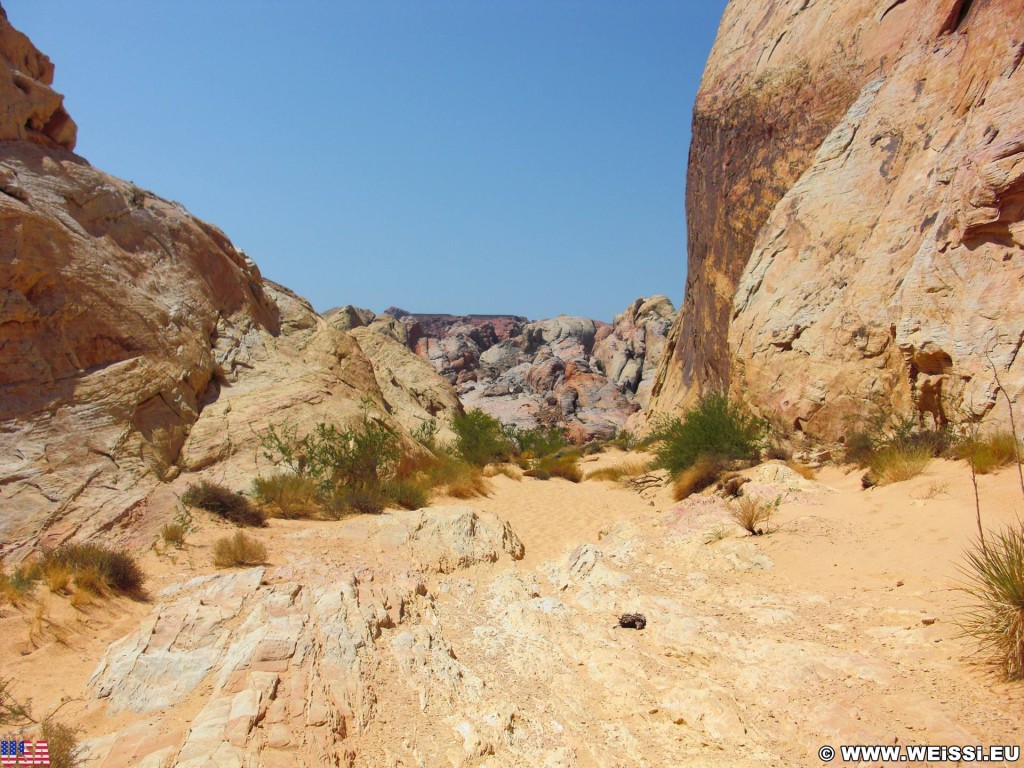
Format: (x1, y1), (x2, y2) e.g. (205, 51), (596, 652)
(671, 455), (726, 501)
(732, 496), (777, 536)
(864, 445), (932, 486)
(41, 717), (84, 768)
(182, 481), (266, 527)
(213, 531), (268, 568)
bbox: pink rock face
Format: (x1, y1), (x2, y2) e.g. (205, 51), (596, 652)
(652, 0), (1024, 439)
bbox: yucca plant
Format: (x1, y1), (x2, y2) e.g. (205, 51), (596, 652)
(958, 525), (1024, 679)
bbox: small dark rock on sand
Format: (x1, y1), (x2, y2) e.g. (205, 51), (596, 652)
(618, 613), (647, 630)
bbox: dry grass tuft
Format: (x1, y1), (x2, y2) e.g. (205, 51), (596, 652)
(483, 463), (523, 480)
(161, 522), (188, 549)
(252, 473), (323, 519)
(865, 445), (932, 486)
(960, 431), (1021, 475)
(425, 454), (491, 498)
(524, 454), (583, 483)
(703, 524), (732, 544)
(671, 455), (726, 501)
(39, 544), (145, 596)
(732, 496), (777, 535)
(958, 524), (1024, 679)
(585, 459), (650, 484)
(213, 531), (268, 568)
(0, 568), (35, 605)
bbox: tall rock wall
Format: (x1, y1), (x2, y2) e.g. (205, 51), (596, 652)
(652, 0), (1024, 438)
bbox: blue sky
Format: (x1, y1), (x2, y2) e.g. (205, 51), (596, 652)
(6, 1), (727, 322)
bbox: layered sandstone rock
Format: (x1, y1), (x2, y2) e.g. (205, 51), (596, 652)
(647, 0), (1024, 438)
(0, 9), (461, 555)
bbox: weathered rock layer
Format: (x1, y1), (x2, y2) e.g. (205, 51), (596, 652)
(652, 0), (1024, 438)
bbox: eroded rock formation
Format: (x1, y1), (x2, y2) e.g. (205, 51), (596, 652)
(651, 0), (1024, 438)
(0, 9), (461, 555)
(375, 300), (676, 441)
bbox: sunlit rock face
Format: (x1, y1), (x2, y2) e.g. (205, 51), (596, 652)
(650, 0), (1024, 438)
(0, 7), (460, 554)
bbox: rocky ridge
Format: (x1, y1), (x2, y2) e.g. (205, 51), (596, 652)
(0, 8), (461, 556)
(650, 0), (1024, 439)
(329, 299), (676, 441)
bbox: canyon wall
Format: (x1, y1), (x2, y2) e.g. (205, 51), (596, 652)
(651, 0), (1024, 438)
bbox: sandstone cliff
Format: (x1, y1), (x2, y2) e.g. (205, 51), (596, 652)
(0, 9), (460, 556)
(651, 0), (1023, 438)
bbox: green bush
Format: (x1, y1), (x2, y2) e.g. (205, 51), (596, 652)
(651, 392), (765, 476)
(451, 409), (514, 466)
(411, 418), (440, 450)
(182, 481), (265, 527)
(260, 408), (400, 491)
(503, 424), (567, 458)
(381, 478), (429, 510)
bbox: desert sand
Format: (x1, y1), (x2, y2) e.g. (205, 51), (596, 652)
(1, 451), (1021, 766)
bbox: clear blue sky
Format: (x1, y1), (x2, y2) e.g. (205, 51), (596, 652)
(5, 1), (727, 322)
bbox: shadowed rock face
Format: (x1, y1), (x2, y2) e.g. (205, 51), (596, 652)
(0, 9), (461, 555)
(653, 0), (1024, 439)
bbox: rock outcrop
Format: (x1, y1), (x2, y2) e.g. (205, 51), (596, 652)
(651, 0), (1024, 438)
(0, 9), (461, 556)
(378, 301), (676, 441)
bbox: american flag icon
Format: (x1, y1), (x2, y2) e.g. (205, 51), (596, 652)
(0, 740), (49, 766)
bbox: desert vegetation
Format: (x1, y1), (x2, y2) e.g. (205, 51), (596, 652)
(0, 676), (81, 768)
(182, 480), (266, 527)
(645, 393), (764, 499)
(1, 544), (145, 605)
(213, 531), (268, 568)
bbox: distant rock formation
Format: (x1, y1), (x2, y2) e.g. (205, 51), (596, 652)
(0, 9), (461, 555)
(651, 0), (1024, 439)
(368, 300), (676, 441)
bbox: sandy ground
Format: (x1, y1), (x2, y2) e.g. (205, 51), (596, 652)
(1, 450), (1022, 764)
